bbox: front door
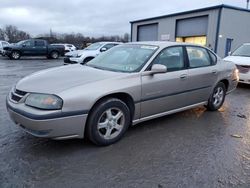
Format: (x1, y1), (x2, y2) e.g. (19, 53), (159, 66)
(141, 46), (190, 118)
(22, 40), (34, 55)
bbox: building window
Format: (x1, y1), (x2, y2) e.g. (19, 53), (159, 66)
(176, 36), (207, 46)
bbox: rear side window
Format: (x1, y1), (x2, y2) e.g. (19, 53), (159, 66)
(152, 46), (184, 72)
(186, 46), (211, 68)
(35, 41), (45, 47)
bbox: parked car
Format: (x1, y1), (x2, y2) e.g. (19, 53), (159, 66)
(64, 41), (121, 64)
(3, 39), (65, 60)
(6, 42), (238, 146)
(51, 43), (77, 53)
(224, 43), (250, 84)
(0, 40), (10, 56)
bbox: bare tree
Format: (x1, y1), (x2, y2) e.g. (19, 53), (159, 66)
(0, 28), (5, 40)
(3, 25), (30, 43)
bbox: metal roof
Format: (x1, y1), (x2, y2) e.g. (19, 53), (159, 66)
(130, 4), (250, 23)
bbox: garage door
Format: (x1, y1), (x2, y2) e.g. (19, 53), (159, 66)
(176, 16), (208, 37)
(137, 24), (158, 41)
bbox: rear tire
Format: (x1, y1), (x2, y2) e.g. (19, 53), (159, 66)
(206, 82), (226, 111)
(10, 51), (21, 60)
(86, 98), (131, 146)
(50, 51), (59, 59)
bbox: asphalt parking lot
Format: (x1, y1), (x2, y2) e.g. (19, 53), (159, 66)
(0, 56), (250, 188)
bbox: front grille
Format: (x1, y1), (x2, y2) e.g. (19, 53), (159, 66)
(236, 64), (250, 74)
(11, 89), (27, 103)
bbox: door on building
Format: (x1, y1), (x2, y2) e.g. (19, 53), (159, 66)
(225, 38), (233, 57)
(175, 16), (208, 46)
(137, 23), (158, 41)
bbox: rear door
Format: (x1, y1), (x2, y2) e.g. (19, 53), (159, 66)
(141, 46), (190, 118)
(34, 40), (47, 55)
(185, 46), (218, 104)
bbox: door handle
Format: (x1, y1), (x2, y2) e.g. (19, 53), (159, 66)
(180, 74), (188, 80)
(212, 69), (218, 74)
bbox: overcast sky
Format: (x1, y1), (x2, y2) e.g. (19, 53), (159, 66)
(0, 0), (247, 37)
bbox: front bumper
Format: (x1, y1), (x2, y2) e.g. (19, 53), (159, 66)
(63, 57), (79, 65)
(6, 99), (88, 140)
(239, 72), (250, 84)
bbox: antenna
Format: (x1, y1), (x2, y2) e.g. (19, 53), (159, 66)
(247, 0), (250, 9)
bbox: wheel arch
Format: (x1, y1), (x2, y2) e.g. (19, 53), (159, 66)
(218, 79), (229, 91)
(83, 56), (95, 63)
(86, 92), (135, 127)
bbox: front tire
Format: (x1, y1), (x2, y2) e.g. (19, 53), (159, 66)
(206, 82), (226, 111)
(86, 98), (131, 146)
(10, 51), (21, 60)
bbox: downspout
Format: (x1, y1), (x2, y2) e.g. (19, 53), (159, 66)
(214, 7), (222, 53)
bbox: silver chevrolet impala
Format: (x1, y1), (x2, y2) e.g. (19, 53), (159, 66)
(6, 42), (239, 146)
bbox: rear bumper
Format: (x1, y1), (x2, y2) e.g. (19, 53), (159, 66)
(6, 99), (88, 140)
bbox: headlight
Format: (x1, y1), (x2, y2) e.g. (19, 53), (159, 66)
(25, 93), (63, 110)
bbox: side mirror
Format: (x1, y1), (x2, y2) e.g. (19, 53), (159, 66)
(22, 44), (26, 47)
(100, 47), (107, 52)
(228, 51), (232, 56)
(142, 64), (167, 76)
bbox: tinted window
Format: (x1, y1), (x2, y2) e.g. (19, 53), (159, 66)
(66, 44), (73, 47)
(35, 41), (45, 47)
(186, 47), (211, 68)
(152, 46), (184, 71)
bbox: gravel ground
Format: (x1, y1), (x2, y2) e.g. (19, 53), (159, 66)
(0, 56), (250, 188)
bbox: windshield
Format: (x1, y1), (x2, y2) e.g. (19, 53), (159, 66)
(86, 44), (158, 73)
(232, 45), (250, 57)
(85, 42), (103, 50)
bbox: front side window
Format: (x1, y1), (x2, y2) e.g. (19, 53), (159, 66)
(186, 46), (211, 68)
(86, 44), (158, 72)
(23, 41), (32, 47)
(232, 44), (250, 57)
(151, 46), (184, 71)
(102, 44), (117, 50)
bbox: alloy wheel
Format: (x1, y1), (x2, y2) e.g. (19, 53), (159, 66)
(97, 108), (125, 140)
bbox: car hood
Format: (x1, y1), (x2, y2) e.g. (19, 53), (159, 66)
(224, 56), (250, 66)
(16, 65), (122, 94)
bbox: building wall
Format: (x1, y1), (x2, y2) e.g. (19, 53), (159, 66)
(131, 9), (220, 51)
(217, 8), (250, 57)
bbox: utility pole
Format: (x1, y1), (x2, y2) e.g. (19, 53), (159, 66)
(247, 0), (250, 9)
